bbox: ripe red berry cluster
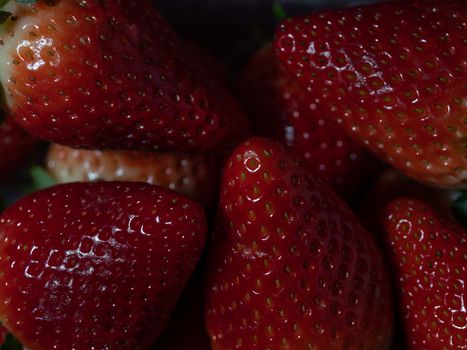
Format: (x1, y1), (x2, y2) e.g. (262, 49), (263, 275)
(0, 1), (465, 350)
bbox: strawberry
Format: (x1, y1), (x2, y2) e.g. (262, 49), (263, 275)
(239, 43), (380, 197)
(0, 116), (37, 179)
(0, 0), (249, 153)
(274, 0), (466, 188)
(0, 182), (207, 350)
(46, 144), (220, 211)
(205, 137), (393, 349)
(382, 198), (466, 350)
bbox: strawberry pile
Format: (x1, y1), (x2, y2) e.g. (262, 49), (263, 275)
(0, 1), (464, 350)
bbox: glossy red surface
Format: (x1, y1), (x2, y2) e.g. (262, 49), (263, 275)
(0, 182), (207, 350)
(383, 198), (467, 350)
(1, 0), (248, 153)
(239, 44), (379, 197)
(206, 137), (393, 349)
(275, 0), (466, 187)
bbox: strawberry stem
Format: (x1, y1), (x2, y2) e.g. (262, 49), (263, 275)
(453, 193), (467, 227)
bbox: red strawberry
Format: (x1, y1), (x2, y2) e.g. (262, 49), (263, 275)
(0, 0), (249, 153)
(0, 182), (207, 350)
(46, 144), (220, 211)
(274, 0), (466, 188)
(382, 198), (466, 350)
(0, 116), (37, 179)
(239, 43), (380, 197)
(205, 137), (393, 349)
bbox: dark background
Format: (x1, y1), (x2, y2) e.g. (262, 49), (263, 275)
(152, 0), (381, 71)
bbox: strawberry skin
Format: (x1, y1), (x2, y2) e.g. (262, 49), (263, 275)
(239, 44), (379, 197)
(46, 144), (220, 210)
(0, 182), (207, 350)
(0, 117), (37, 179)
(275, 0), (466, 188)
(205, 137), (393, 349)
(0, 0), (248, 153)
(382, 198), (466, 350)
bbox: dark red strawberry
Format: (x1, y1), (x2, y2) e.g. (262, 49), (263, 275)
(382, 198), (466, 350)
(239, 43), (380, 197)
(0, 182), (207, 350)
(46, 144), (220, 211)
(0, 0), (249, 153)
(0, 116), (37, 179)
(205, 137), (393, 349)
(275, 0), (466, 188)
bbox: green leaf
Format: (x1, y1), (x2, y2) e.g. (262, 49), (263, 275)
(272, 1), (288, 21)
(452, 193), (467, 227)
(0, 333), (23, 350)
(29, 166), (56, 191)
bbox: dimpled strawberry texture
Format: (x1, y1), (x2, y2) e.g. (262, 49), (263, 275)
(239, 44), (378, 197)
(383, 198), (466, 350)
(206, 138), (393, 350)
(46, 144), (220, 210)
(2, 0), (248, 153)
(275, 0), (466, 188)
(0, 182), (207, 350)
(0, 118), (37, 178)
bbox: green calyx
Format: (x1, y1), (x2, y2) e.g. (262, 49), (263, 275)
(19, 166), (56, 196)
(0, 0), (36, 25)
(0, 333), (23, 350)
(452, 192), (467, 227)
